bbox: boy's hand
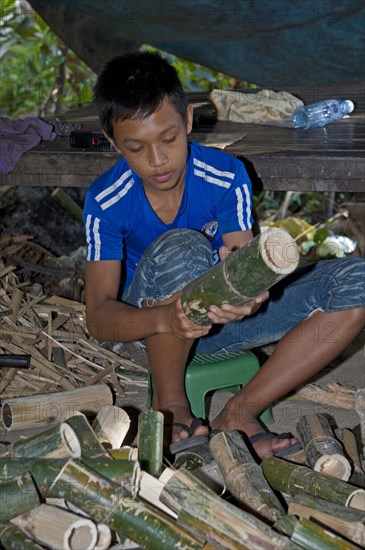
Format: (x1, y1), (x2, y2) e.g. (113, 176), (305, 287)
(206, 291), (269, 324)
(159, 292), (212, 339)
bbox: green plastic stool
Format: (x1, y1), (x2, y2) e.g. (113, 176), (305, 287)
(148, 350), (272, 424)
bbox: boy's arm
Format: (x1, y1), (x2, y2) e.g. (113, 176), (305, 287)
(85, 260), (210, 342)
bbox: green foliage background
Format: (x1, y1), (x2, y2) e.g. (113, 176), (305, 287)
(0, 0), (242, 119)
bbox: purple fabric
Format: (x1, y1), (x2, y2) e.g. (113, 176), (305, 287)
(0, 117), (57, 174)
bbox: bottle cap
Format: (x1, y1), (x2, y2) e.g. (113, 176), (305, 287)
(343, 99), (354, 113)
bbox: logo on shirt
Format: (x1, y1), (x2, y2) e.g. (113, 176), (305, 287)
(201, 220), (218, 239)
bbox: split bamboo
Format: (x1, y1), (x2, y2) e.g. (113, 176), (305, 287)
(62, 413), (110, 459)
(355, 389), (365, 459)
(51, 458), (204, 549)
(261, 456), (365, 510)
(290, 517), (360, 550)
(11, 503), (98, 550)
(209, 430), (285, 522)
(92, 405), (131, 449)
(289, 495), (365, 547)
(159, 467), (294, 549)
(0, 522), (43, 550)
(297, 413), (351, 481)
(0, 421), (81, 459)
(1, 383), (113, 431)
(137, 410), (164, 477)
(181, 228), (299, 325)
(0, 473), (40, 521)
(335, 428), (365, 488)
(138, 470), (178, 518)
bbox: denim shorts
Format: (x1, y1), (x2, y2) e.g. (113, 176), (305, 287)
(122, 228), (365, 354)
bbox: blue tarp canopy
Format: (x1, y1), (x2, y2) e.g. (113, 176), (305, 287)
(29, 0), (365, 86)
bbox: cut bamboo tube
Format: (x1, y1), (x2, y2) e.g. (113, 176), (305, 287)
(335, 428), (365, 488)
(261, 456), (365, 510)
(182, 228), (299, 325)
(160, 467), (293, 549)
(51, 458), (204, 549)
(0, 522), (44, 550)
(1, 384), (113, 431)
(95, 524), (112, 550)
(297, 413), (351, 481)
(209, 430), (285, 522)
(0, 457), (140, 498)
(274, 515), (298, 537)
(290, 517), (360, 550)
(0, 421), (81, 459)
(62, 413), (110, 459)
(0, 473), (40, 521)
(109, 446), (138, 461)
(92, 405), (131, 449)
(289, 499), (365, 547)
(11, 503), (98, 550)
(137, 410), (164, 477)
(355, 389), (365, 459)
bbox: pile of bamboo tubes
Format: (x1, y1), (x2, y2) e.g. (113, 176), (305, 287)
(0, 407), (364, 549)
(0, 259), (148, 400)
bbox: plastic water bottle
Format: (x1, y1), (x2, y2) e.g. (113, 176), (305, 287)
(292, 99), (354, 130)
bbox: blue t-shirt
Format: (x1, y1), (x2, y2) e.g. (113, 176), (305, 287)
(83, 141), (253, 290)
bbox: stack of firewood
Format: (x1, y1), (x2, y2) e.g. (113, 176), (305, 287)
(0, 404), (364, 549)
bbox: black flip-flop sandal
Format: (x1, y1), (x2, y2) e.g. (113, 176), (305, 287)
(248, 431), (302, 458)
(169, 418), (210, 455)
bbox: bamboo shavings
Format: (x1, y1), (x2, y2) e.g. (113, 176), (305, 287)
(0, 258), (147, 400)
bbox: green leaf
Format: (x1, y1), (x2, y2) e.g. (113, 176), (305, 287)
(313, 228), (330, 243)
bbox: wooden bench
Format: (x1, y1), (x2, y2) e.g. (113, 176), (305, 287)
(1, 83), (363, 192)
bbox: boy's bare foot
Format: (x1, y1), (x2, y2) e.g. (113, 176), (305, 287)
(210, 396), (298, 459)
(158, 403), (210, 447)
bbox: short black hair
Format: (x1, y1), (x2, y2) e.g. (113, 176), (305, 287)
(93, 50), (188, 139)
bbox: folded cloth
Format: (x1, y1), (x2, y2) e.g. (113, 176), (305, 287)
(0, 117), (57, 174)
(209, 89), (303, 125)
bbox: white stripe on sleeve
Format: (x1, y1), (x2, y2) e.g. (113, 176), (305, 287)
(235, 188), (246, 230)
(95, 169), (132, 202)
(93, 217), (101, 260)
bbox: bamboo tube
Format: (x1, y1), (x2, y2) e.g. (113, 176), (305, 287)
(62, 413), (110, 459)
(159, 467), (294, 549)
(51, 458), (204, 549)
(209, 430), (285, 523)
(261, 456), (365, 511)
(274, 515), (298, 537)
(0, 456), (140, 497)
(1, 384), (113, 431)
(181, 228), (299, 325)
(92, 405), (131, 449)
(109, 446), (138, 461)
(297, 414), (351, 481)
(290, 517), (360, 550)
(355, 389), (365, 459)
(335, 428), (365, 488)
(0, 422), (81, 459)
(11, 503), (98, 550)
(0, 522), (44, 550)
(289, 499), (365, 547)
(0, 473), (40, 521)
(137, 410), (164, 477)
(94, 524), (112, 550)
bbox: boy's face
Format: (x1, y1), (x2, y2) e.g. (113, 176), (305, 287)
(108, 97), (193, 194)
